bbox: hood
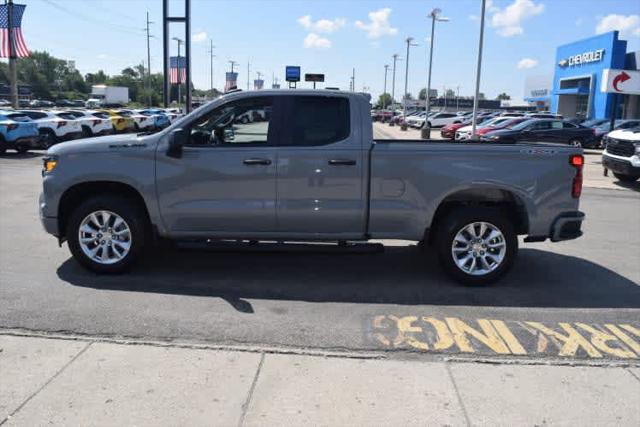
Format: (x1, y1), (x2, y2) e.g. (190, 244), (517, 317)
(47, 133), (154, 156)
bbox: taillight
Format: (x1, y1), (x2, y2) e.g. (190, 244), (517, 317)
(57, 120), (67, 128)
(92, 119), (100, 126)
(570, 154), (583, 198)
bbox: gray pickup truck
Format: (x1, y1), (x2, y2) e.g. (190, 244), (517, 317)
(40, 90), (585, 284)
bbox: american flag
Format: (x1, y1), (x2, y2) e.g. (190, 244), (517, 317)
(0, 3), (29, 58)
(170, 56), (186, 84)
(225, 72), (238, 91)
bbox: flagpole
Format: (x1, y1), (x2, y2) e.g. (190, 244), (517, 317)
(7, 0), (18, 109)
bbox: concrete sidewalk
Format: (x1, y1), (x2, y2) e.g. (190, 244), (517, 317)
(1, 334), (638, 426)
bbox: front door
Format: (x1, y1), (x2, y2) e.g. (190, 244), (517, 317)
(275, 95), (367, 238)
(156, 96), (282, 236)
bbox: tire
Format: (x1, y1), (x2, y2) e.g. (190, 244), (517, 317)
(434, 207), (518, 285)
(81, 126), (93, 138)
(569, 139), (583, 148)
(613, 173), (639, 183)
(66, 195), (148, 274)
(240, 116), (249, 124)
(15, 145), (29, 154)
(40, 129), (58, 149)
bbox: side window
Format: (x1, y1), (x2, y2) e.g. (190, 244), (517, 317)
(187, 97), (273, 146)
(562, 122), (576, 129)
(551, 121), (563, 129)
(288, 96), (350, 146)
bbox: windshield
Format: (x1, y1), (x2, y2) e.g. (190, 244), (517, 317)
(509, 119), (537, 130)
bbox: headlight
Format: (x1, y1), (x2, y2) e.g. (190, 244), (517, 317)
(42, 156), (58, 174)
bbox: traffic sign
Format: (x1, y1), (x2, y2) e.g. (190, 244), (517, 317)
(285, 66), (301, 82)
(601, 69), (640, 94)
(304, 73), (325, 82)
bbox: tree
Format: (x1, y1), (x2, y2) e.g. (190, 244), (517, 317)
(478, 92), (486, 100)
(496, 92), (511, 100)
(445, 89), (455, 98)
(377, 92), (392, 108)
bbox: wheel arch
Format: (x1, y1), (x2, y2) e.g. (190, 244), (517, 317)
(58, 181), (152, 239)
(425, 186), (530, 244)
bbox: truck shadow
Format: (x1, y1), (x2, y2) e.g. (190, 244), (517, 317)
(57, 245), (640, 311)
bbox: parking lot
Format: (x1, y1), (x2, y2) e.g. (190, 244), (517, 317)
(0, 144), (638, 363)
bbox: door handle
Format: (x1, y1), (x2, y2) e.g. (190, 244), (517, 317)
(328, 159), (356, 166)
(243, 158), (272, 165)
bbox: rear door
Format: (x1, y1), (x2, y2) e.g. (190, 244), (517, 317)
(275, 95), (367, 238)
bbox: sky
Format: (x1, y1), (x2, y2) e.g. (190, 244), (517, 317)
(15, 0), (640, 102)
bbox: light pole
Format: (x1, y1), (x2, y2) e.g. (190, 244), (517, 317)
(471, 0), (487, 139)
(172, 37), (183, 109)
(208, 39), (216, 96)
(383, 64), (389, 109)
(389, 54), (402, 126)
(401, 37), (418, 131)
(421, 8), (449, 139)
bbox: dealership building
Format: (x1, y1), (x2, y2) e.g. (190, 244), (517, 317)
(524, 31), (639, 120)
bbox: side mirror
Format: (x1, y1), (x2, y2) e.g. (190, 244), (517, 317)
(167, 128), (187, 158)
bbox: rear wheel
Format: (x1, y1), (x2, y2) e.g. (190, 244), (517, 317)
(613, 173), (639, 183)
(40, 129), (58, 148)
(435, 208), (518, 285)
(81, 125), (93, 138)
(66, 196), (148, 274)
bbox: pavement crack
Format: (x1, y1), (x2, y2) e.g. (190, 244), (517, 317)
(626, 368), (640, 383)
(0, 341), (93, 426)
(238, 352), (265, 427)
(445, 362), (471, 427)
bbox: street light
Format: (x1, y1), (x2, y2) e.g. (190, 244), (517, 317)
(401, 37), (419, 131)
(389, 54), (402, 126)
(172, 37), (184, 109)
(471, 0), (487, 139)
(421, 7), (450, 139)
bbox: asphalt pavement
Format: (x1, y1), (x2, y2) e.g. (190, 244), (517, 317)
(0, 151), (639, 364)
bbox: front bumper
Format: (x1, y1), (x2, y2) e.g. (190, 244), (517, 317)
(39, 192), (59, 236)
(550, 211), (585, 242)
(602, 154), (640, 178)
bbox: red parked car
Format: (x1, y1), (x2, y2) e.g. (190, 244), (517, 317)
(475, 117), (529, 137)
(440, 121), (469, 139)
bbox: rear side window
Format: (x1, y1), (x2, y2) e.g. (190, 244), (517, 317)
(289, 96), (350, 146)
(563, 122), (577, 128)
(56, 113), (77, 120)
(22, 111), (47, 120)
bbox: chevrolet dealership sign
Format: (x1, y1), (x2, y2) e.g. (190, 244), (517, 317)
(558, 49), (605, 67)
(601, 69), (640, 94)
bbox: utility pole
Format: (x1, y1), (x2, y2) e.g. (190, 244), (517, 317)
(351, 68), (355, 92)
(173, 37), (183, 109)
(247, 61), (250, 90)
(229, 60), (236, 73)
(422, 8), (449, 138)
(401, 37), (418, 131)
(383, 64), (389, 109)
(144, 11), (153, 106)
(7, 0), (18, 108)
(456, 85), (460, 110)
(471, 0), (487, 139)
(208, 39), (215, 95)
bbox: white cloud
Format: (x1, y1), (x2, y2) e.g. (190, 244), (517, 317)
(297, 15), (346, 33)
(596, 14), (640, 38)
(517, 58), (538, 69)
(490, 0), (544, 37)
(97, 54), (108, 59)
(303, 33), (331, 49)
(355, 8), (398, 39)
(192, 31), (207, 43)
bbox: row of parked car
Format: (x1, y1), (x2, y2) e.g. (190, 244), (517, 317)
(0, 107), (184, 154)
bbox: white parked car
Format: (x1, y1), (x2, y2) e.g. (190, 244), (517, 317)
(424, 112), (463, 128)
(116, 109), (156, 131)
(65, 110), (113, 138)
(164, 108), (184, 124)
(19, 110), (82, 147)
(406, 112), (427, 127)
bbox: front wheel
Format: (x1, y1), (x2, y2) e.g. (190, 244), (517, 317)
(40, 129), (58, 149)
(66, 196), (147, 274)
(435, 208), (518, 285)
(613, 173), (639, 183)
